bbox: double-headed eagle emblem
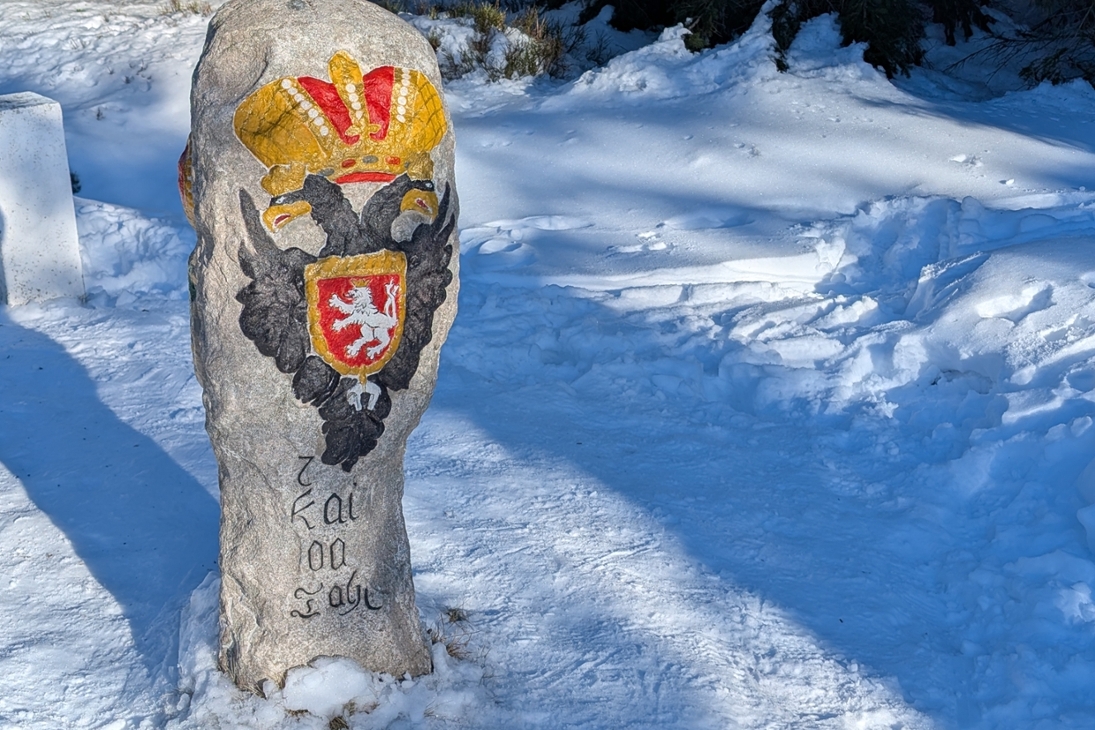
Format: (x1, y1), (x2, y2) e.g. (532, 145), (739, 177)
(182, 52), (456, 471)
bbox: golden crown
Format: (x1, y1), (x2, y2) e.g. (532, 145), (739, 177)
(233, 52), (446, 200)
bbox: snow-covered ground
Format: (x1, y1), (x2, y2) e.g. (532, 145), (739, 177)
(3, 1), (1095, 728)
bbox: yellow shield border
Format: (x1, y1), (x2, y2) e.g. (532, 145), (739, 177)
(304, 250), (408, 379)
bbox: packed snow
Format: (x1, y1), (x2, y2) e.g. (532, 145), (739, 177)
(2, 0), (1095, 727)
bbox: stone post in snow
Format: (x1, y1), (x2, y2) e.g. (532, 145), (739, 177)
(182, 0), (458, 690)
(0, 92), (84, 306)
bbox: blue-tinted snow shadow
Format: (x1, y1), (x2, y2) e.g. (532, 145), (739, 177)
(854, 89), (1095, 192)
(0, 308), (219, 673)
(425, 278), (1094, 728)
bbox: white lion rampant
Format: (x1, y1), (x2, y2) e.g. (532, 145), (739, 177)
(328, 280), (400, 359)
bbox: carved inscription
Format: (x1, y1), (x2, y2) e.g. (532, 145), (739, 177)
(308, 540), (325, 571)
(297, 455), (315, 486)
(329, 570), (382, 615)
(324, 492), (359, 524)
(304, 538), (349, 571)
(291, 585), (322, 619)
(292, 488), (315, 530)
(289, 455), (381, 620)
(331, 538), (346, 569)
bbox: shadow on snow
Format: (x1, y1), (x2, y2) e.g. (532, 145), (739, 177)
(427, 272), (1095, 727)
(0, 308), (219, 675)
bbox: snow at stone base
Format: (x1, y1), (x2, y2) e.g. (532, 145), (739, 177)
(2, 1), (1095, 728)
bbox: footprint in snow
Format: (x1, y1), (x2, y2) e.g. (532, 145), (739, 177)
(950, 153), (983, 168)
(482, 215), (591, 232)
(462, 216), (591, 271)
(609, 231), (669, 255)
(975, 283), (1053, 323)
(733, 142), (760, 157)
(472, 238), (536, 271)
(661, 208), (753, 231)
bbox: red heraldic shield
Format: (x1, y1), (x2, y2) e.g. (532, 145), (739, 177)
(304, 251), (408, 379)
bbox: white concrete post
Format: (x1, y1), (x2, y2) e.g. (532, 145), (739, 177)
(0, 92), (84, 305)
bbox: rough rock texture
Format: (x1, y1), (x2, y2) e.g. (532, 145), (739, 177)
(0, 92), (84, 306)
(186, 0), (457, 691)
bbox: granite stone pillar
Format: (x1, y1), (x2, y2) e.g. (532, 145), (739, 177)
(184, 0), (457, 690)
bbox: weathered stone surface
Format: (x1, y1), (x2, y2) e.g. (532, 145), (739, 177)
(185, 0), (458, 690)
(0, 92), (84, 306)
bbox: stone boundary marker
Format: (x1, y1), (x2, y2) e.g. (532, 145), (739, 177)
(184, 0), (459, 691)
(0, 92), (84, 306)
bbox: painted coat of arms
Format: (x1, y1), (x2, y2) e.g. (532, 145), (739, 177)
(306, 251), (406, 391)
(182, 51), (456, 471)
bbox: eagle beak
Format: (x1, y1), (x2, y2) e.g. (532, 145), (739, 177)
(400, 189), (439, 223)
(262, 200), (313, 231)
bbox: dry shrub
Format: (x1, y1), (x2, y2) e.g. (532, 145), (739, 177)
(427, 606), (475, 660)
(159, 0), (212, 15)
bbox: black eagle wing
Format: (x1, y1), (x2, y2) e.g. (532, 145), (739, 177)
(376, 182), (457, 392)
(236, 189), (316, 374)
